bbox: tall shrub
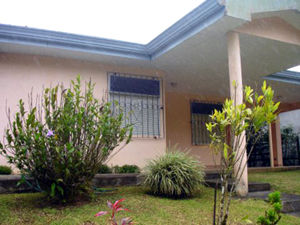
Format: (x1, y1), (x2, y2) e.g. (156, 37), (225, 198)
(0, 75), (132, 201)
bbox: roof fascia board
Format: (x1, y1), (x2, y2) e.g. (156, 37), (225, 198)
(263, 70), (300, 85)
(147, 0), (226, 60)
(0, 24), (150, 60)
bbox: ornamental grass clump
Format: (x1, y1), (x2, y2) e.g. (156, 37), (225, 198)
(0, 75), (132, 202)
(144, 147), (204, 197)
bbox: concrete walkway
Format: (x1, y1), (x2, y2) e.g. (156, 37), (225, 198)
(247, 191), (300, 217)
(204, 171), (300, 217)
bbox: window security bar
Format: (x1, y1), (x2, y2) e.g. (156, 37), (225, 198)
(190, 100), (222, 145)
(108, 72), (163, 138)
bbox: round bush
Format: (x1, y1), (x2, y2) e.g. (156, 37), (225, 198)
(98, 164), (112, 174)
(119, 164), (140, 173)
(0, 165), (12, 175)
(144, 149), (204, 197)
(112, 165), (120, 173)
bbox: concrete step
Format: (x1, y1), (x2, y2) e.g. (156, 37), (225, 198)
(288, 211), (300, 217)
(205, 179), (271, 192)
(247, 191), (300, 213)
(204, 170), (234, 180)
(205, 171), (221, 180)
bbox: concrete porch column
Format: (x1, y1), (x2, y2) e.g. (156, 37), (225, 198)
(269, 117), (283, 167)
(227, 31), (248, 196)
(272, 117), (283, 167)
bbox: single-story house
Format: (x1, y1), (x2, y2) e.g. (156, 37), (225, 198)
(1, 0), (300, 193)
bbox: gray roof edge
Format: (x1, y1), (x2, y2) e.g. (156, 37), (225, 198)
(0, 0), (226, 61)
(0, 24), (150, 60)
(263, 70), (300, 85)
(147, 0), (225, 57)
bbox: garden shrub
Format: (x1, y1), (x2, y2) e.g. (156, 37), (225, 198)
(98, 164), (112, 174)
(257, 191), (282, 225)
(119, 164), (140, 173)
(112, 165), (120, 173)
(95, 198), (133, 224)
(0, 165), (12, 175)
(0, 75), (132, 201)
(144, 146), (204, 197)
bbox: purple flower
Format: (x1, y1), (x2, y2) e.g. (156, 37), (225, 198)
(46, 130), (54, 138)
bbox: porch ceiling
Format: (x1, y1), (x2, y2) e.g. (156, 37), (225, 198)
(156, 28), (300, 103)
(1, 10), (300, 104)
(153, 16), (300, 104)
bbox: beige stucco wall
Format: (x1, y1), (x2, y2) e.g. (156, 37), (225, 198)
(165, 91), (223, 169)
(0, 53), (166, 171)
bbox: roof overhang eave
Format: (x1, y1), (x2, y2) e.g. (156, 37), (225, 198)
(0, 0), (226, 61)
(263, 70), (300, 85)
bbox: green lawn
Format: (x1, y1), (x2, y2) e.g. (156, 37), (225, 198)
(0, 186), (299, 225)
(249, 170), (300, 195)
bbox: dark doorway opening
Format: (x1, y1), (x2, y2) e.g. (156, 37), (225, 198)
(247, 126), (271, 167)
(281, 127), (300, 166)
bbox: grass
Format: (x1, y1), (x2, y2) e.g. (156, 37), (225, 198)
(0, 186), (299, 225)
(249, 170), (300, 195)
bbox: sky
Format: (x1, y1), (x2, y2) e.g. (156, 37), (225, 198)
(288, 65), (300, 72)
(0, 0), (204, 44)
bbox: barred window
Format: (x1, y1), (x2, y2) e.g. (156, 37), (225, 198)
(191, 101), (222, 145)
(108, 72), (162, 137)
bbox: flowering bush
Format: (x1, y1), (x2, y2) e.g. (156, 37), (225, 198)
(0, 75), (132, 201)
(95, 199), (134, 225)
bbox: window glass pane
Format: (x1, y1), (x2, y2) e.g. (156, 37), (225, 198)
(110, 75), (160, 96)
(191, 102), (222, 114)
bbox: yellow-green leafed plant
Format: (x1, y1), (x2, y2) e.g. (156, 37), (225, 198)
(257, 191), (282, 225)
(144, 146), (205, 197)
(206, 81), (280, 225)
